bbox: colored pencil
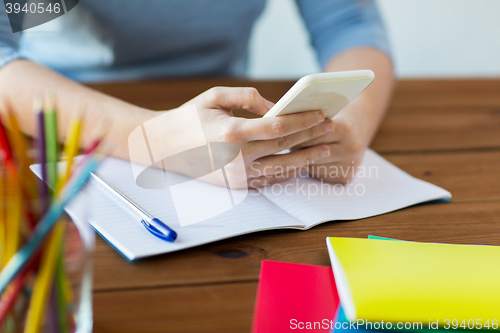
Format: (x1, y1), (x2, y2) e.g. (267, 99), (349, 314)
(5, 100), (37, 230)
(4, 182), (21, 264)
(84, 119), (109, 156)
(4, 98), (37, 199)
(0, 117), (21, 267)
(47, 283), (59, 333)
(74, 137), (105, 175)
(33, 96), (49, 214)
(0, 254), (39, 324)
(0, 168), (5, 268)
(43, 92), (59, 196)
(56, 105), (84, 195)
(55, 243), (69, 333)
(0, 115), (15, 171)
(24, 222), (65, 333)
(53, 105), (84, 325)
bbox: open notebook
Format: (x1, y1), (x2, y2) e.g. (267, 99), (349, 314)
(31, 149), (450, 260)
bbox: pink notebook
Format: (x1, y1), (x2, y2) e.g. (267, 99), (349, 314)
(252, 260), (340, 333)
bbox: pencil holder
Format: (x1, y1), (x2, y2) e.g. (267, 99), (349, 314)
(1, 94), (102, 333)
(0, 176), (94, 333)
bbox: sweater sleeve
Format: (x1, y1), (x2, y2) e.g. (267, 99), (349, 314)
(295, 0), (392, 68)
(0, 1), (23, 69)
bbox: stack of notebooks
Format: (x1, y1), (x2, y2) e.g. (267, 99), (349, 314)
(252, 237), (500, 333)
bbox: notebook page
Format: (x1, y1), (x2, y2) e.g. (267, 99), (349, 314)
(31, 157), (304, 260)
(259, 149), (451, 227)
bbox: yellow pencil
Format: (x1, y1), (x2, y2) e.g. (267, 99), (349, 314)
(5, 98), (37, 201)
(55, 105), (85, 195)
(53, 106), (85, 319)
(50, 105), (84, 327)
(4, 100), (39, 234)
(24, 222), (65, 333)
(4, 180), (22, 264)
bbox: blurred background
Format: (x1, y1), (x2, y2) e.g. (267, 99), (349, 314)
(248, 0), (500, 79)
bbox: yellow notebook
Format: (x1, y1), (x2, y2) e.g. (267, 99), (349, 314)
(326, 237), (500, 326)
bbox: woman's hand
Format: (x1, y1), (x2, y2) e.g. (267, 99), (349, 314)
(294, 47), (395, 184)
(293, 109), (368, 184)
(144, 87), (334, 188)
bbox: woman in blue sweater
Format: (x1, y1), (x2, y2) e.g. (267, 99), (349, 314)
(0, 0), (394, 186)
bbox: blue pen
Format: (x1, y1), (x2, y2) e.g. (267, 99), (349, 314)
(90, 172), (177, 242)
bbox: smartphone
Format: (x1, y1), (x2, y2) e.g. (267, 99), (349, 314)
(263, 70), (374, 118)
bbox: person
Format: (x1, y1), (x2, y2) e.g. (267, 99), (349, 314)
(0, 0), (394, 187)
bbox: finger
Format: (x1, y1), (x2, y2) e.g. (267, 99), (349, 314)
(201, 87), (274, 116)
(294, 130), (341, 148)
(308, 159), (362, 185)
(308, 142), (365, 164)
(246, 145), (331, 178)
(294, 120), (346, 148)
(238, 110), (325, 141)
(247, 166), (308, 188)
(247, 119), (334, 158)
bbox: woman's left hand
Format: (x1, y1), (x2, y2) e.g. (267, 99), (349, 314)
(293, 110), (371, 184)
(294, 47), (395, 184)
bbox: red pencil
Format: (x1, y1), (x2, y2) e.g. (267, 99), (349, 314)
(0, 115), (14, 170)
(0, 252), (40, 325)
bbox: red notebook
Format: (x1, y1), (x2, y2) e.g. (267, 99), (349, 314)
(252, 260), (340, 333)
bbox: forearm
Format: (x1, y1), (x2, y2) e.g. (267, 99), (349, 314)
(324, 47), (395, 145)
(0, 60), (156, 160)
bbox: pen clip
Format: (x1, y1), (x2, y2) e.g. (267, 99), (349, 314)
(141, 218), (177, 242)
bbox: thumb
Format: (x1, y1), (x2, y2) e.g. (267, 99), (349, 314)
(202, 87), (274, 116)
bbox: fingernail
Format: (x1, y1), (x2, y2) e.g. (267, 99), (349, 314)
(299, 166), (308, 176)
(317, 112), (325, 123)
(320, 148), (331, 159)
(324, 121), (334, 132)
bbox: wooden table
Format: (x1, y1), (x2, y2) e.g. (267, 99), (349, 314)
(84, 79), (500, 333)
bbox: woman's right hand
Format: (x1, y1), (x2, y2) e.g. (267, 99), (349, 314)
(143, 87), (334, 188)
(0, 61), (327, 189)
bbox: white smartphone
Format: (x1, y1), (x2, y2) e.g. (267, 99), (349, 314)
(263, 70), (375, 118)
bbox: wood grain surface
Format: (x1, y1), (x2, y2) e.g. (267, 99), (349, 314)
(6, 79), (500, 332)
